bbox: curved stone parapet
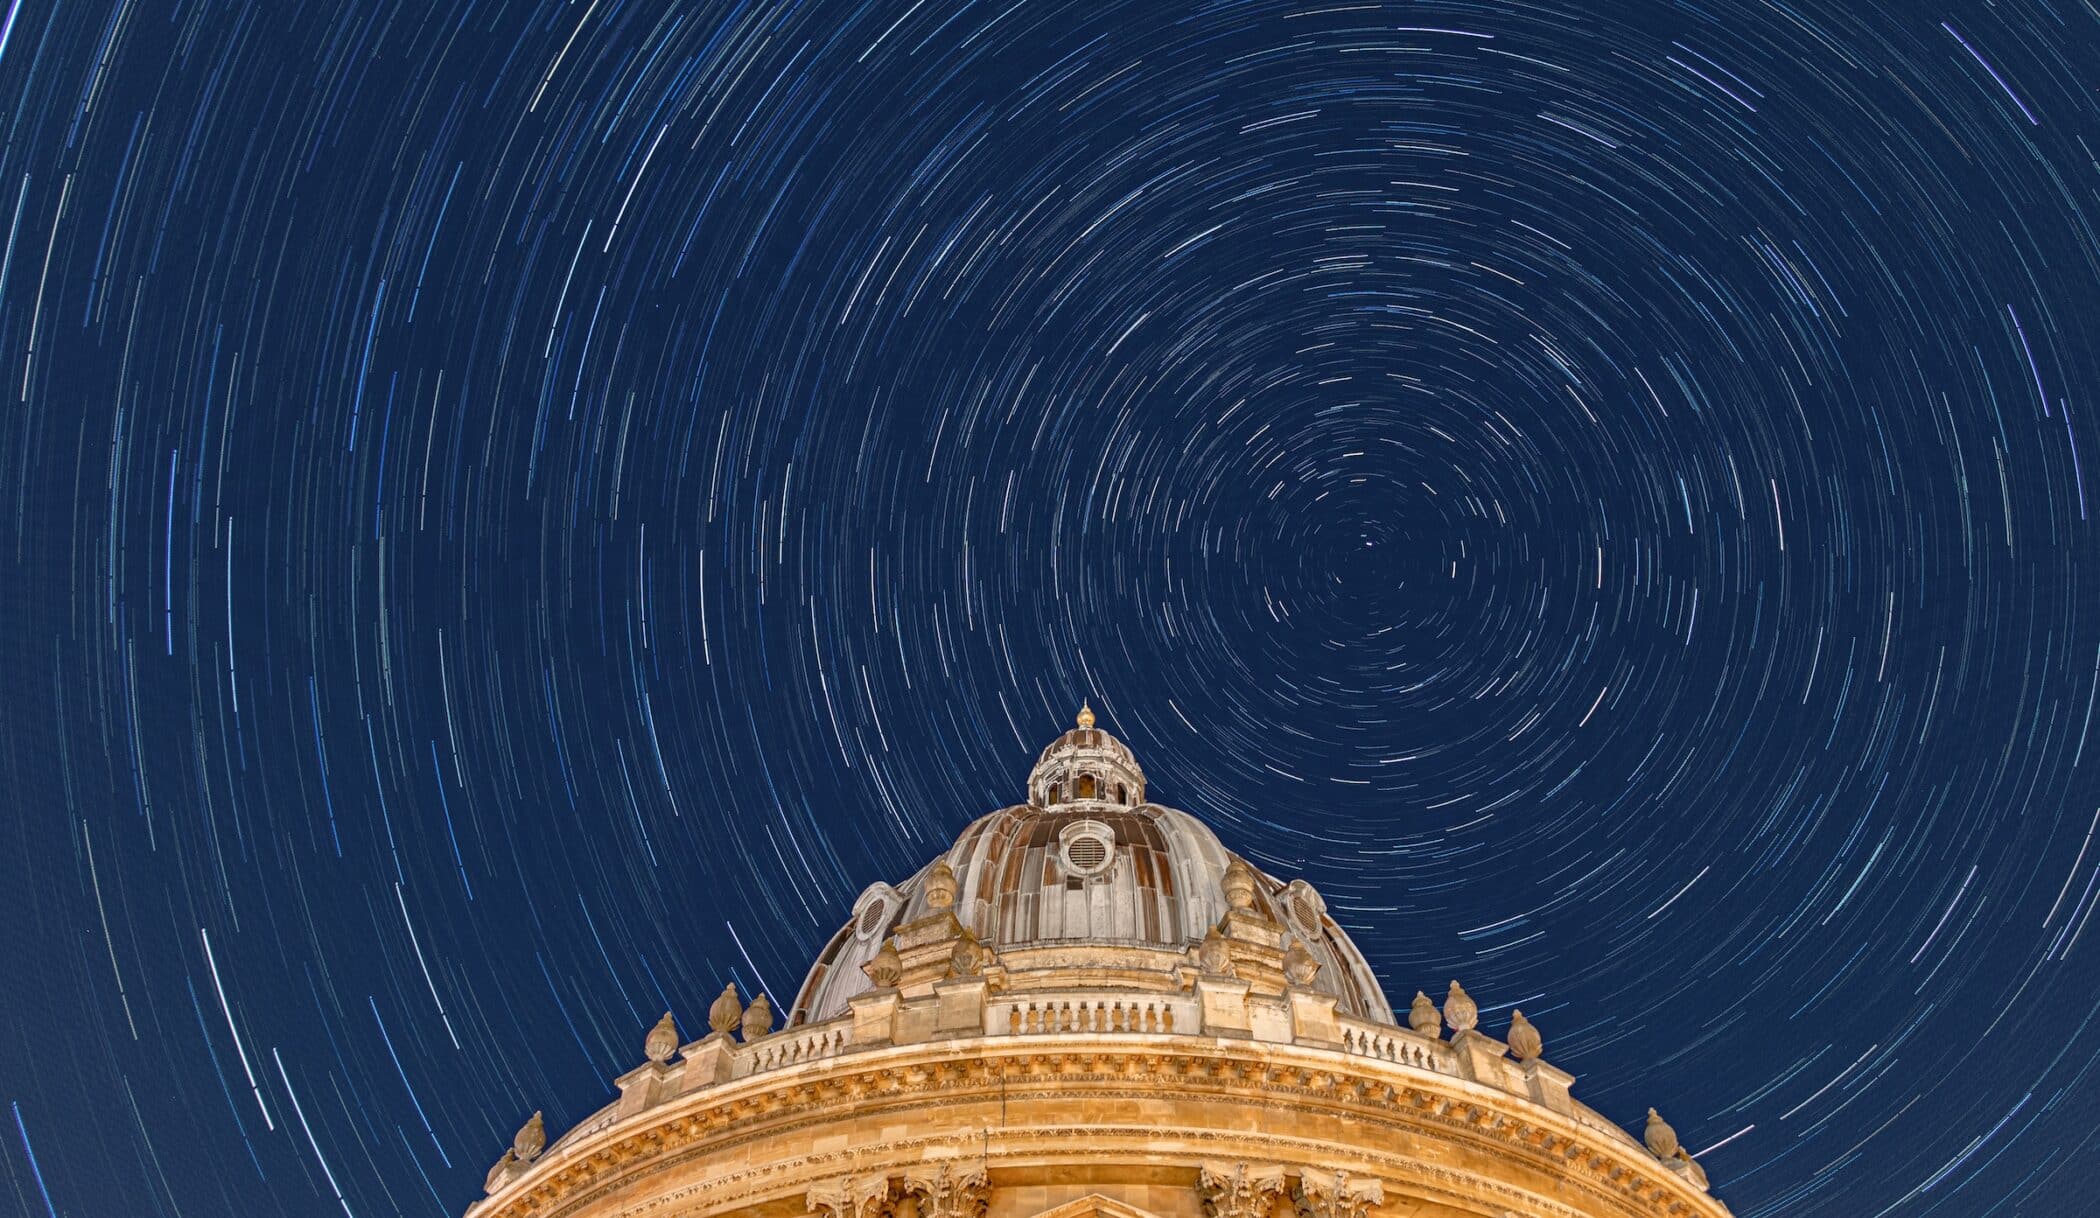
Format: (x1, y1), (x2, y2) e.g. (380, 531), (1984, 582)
(471, 1024), (1730, 1218)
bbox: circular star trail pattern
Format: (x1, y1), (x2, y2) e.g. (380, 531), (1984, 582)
(2, 1), (2099, 1215)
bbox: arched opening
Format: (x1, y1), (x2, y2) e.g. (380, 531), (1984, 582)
(1113, 784), (1127, 804)
(1046, 783), (1061, 805)
(1076, 773), (1098, 799)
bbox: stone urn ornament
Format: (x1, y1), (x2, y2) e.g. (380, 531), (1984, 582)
(949, 928), (986, 978)
(924, 859), (958, 910)
(708, 982), (743, 1036)
(512, 1110), (545, 1162)
(1409, 991), (1442, 1037)
(1506, 1010), (1542, 1060)
(1221, 859), (1258, 911)
(1645, 1108), (1680, 1159)
(644, 1011), (678, 1064)
(1443, 980), (1478, 1034)
(1282, 939), (1322, 986)
(741, 992), (775, 1040)
(862, 940), (903, 987)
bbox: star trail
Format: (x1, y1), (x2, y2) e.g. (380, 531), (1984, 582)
(1, 1), (2098, 1215)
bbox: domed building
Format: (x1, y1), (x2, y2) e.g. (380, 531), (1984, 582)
(469, 709), (1728, 1218)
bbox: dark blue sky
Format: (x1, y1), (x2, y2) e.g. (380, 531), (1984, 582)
(3, 1), (2099, 1214)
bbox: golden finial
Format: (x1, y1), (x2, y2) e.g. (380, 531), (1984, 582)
(1076, 702), (1095, 729)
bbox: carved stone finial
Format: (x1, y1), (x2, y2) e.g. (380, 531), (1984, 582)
(1645, 1107), (1680, 1159)
(1221, 859), (1258, 911)
(1282, 939), (1322, 986)
(708, 982), (743, 1035)
(1197, 924), (1232, 974)
(1507, 1009), (1542, 1060)
(862, 939), (903, 987)
(1443, 979), (1478, 1034)
(924, 858), (958, 910)
(1408, 990), (1442, 1037)
(511, 1110), (545, 1162)
(644, 1010), (678, 1063)
(741, 992), (775, 1040)
(1076, 702), (1095, 729)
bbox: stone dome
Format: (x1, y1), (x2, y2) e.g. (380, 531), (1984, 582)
(791, 709), (1395, 1026)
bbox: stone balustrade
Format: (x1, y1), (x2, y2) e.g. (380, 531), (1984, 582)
(994, 992), (1193, 1036)
(1335, 1015), (1451, 1073)
(741, 1023), (849, 1074)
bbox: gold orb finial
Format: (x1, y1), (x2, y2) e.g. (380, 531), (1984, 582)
(1076, 702), (1095, 729)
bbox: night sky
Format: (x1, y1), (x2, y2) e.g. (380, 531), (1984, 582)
(2, 0), (2098, 1214)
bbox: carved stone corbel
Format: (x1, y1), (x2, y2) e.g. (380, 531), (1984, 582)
(1199, 1162), (1290, 1218)
(1295, 1168), (1384, 1218)
(900, 1163), (989, 1218)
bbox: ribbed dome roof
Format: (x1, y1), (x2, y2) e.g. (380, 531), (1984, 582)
(791, 710), (1395, 1027)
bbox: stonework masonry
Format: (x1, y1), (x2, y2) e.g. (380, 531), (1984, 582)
(468, 709), (1727, 1218)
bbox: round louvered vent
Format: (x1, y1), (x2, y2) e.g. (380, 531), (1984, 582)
(1282, 879), (1326, 938)
(1065, 835), (1109, 872)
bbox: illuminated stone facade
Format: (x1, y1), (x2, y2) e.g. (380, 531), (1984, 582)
(468, 709), (1729, 1218)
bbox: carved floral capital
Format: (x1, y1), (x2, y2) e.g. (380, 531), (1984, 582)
(901, 1163), (990, 1218)
(1199, 1162), (1290, 1218)
(1296, 1167), (1385, 1218)
(806, 1175), (895, 1218)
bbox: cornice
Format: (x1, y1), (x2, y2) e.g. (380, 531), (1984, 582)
(470, 1035), (1728, 1218)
